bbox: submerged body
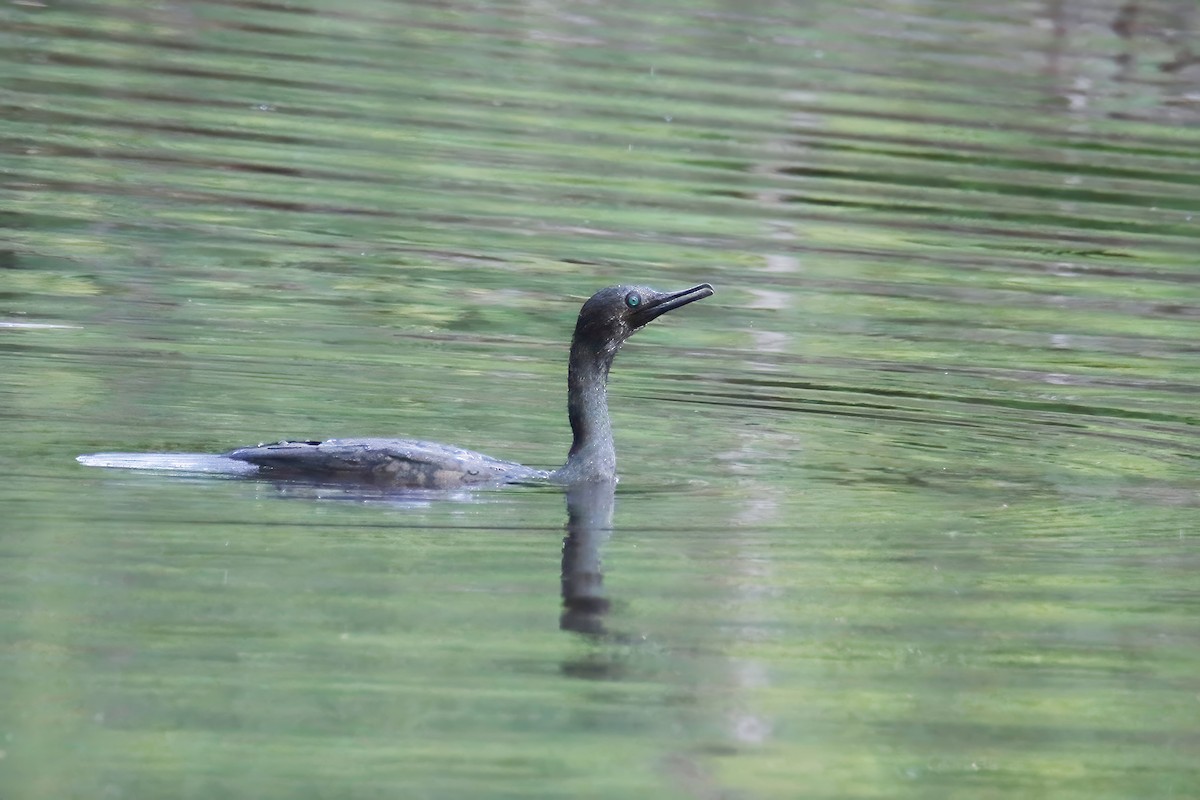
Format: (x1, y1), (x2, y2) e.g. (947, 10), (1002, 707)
(223, 437), (550, 489)
(79, 283), (713, 489)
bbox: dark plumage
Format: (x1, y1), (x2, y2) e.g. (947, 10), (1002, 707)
(80, 284), (714, 488)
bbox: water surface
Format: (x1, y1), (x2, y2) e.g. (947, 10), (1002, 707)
(3, 0), (1199, 798)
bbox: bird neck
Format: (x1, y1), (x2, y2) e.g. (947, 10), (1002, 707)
(561, 337), (618, 481)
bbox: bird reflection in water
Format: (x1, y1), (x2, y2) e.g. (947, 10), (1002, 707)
(560, 478), (617, 637)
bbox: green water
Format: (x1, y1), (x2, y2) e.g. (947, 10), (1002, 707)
(3, 0), (1199, 798)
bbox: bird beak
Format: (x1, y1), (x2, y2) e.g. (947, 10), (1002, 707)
(636, 283), (714, 324)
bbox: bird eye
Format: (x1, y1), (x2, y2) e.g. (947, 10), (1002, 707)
(625, 292), (641, 308)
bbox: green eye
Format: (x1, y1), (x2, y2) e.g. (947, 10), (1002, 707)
(625, 292), (641, 308)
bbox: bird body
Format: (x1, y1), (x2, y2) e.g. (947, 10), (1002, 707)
(79, 283), (714, 489)
(224, 437), (550, 488)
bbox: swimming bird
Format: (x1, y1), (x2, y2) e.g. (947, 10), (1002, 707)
(78, 283), (713, 488)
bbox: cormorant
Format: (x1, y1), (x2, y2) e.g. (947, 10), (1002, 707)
(78, 283), (714, 489)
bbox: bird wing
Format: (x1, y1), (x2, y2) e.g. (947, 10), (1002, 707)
(225, 437), (545, 488)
